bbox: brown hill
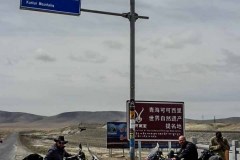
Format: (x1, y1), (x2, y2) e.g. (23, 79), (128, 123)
(0, 110), (126, 128)
(1, 110), (240, 130)
(186, 117), (240, 124)
(0, 110), (45, 123)
(35, 111), (126, 124)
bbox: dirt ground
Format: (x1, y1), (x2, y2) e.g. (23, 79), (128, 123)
(16, 124), (154, 160)
(2, 123), (240, 160)
(15, 142), (34, 160)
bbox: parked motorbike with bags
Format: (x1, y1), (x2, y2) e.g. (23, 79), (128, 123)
(145, 143), (166, 160)
(198, 149), (223, 160)
(145, 143), (182, 160)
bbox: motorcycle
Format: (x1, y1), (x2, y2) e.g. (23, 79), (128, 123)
(145, 143), (166, 160)
(198, 149), (223, 160)
(23, 143), (86, 160)
(65, 143), (86, 160)
(66, 143), (99, 160)
(145, 143), (182, 160)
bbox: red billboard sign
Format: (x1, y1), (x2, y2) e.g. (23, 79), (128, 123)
(128, 101), (184, 141)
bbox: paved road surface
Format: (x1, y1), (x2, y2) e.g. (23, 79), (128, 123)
(0, 132), (19, 160)
(0, 132), (33, 160)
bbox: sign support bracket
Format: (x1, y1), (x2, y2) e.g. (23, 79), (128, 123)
(81, 8), (149, 20)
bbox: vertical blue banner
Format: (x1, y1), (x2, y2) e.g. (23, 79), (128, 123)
(20, 0), (81, 16)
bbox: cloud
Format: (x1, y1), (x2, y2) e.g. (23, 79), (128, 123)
(36, 54), (56, 62)
(69, 50), (107, 63)
(0, 73), (13, 84)
(186, 101), (240, 119)
(207, 49), (240, 74)
(174, 49), (240, 75)
(1, 0), (240, 118)
(103, 40), (124, 50)
(1, 57), (18, 66)
(34, 48), (56, 62)
(145, 0), (240, 24)
(152, 31), (202, 49)
(222, 49), (240, 67)
(85, 73), (107, 82)
(111, 69), (128, 78)
(136, 46), (148, 54)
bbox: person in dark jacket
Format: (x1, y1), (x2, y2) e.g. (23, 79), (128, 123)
(171, 135), (198, 160)
(44, 136), (72, 160)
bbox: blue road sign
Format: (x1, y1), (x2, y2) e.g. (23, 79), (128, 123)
(20, 0), (81, 16)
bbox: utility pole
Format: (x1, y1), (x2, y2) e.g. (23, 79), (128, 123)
(129, 0), (136, 159)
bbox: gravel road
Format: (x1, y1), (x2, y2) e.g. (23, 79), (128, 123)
(0, 132), (33, 160)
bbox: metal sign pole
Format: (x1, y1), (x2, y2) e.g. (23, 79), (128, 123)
(129, 0), (136, 159)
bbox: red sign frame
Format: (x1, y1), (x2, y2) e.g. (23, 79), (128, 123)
(127, 101), (185, 141)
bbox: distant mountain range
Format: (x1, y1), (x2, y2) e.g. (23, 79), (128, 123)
(0, 110), (45, 123)
(1, 110), (240, 129)
(0, 110), (126, 125)
(185, 117), (240, 124)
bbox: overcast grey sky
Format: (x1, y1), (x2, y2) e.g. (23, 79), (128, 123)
(0, 0), (240, 119)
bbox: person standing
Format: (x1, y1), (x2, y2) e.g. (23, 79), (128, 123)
(44, 136), (72, 160)
(209, 131), (230, 160)
(171, 135), (198, 160)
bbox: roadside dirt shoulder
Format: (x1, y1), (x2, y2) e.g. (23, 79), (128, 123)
(15, 133), (41, 160)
